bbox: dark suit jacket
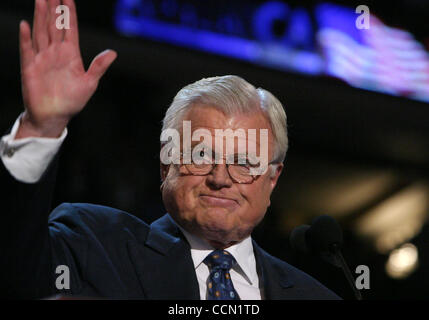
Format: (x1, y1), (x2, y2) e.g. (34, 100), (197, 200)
(0, 149), (340, 300)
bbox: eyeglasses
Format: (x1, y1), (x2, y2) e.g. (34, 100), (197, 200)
(179, 150), (278, 184)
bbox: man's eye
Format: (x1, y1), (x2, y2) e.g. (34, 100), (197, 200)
(243, 160), (260, 168)
(193, 149), (213, 163)
(239, 162), (249, 167)
(198, 150), (212, 159)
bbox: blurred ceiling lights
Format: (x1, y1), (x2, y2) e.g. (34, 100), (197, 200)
(385, 243), (419, 279)
(354, 182), (429, 253)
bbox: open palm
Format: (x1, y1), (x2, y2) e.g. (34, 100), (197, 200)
(18, 0), (117, 138)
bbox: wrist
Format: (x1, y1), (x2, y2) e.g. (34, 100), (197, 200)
(15, 112), (69, 139)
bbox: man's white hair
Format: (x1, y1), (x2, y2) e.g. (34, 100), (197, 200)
(161, 75), (288, 166)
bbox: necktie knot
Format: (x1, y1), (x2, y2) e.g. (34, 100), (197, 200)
(204, 249), (237, 271)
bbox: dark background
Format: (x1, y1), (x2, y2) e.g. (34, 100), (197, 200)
(1, 0), (429, 299)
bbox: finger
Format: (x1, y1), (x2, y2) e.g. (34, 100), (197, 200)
(63, 0), (79, 48)
(86, 50), (118, 83)
(32, 0), (49, 52)
(19, 20), (36, 70)
(48, 0), (63, 43)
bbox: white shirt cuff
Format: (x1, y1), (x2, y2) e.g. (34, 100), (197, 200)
(0, 114), (67, 183)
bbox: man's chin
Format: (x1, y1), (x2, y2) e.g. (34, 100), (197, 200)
(203, 206), (235, 218)
(196, 220), (243, 247)
(207, 239), (238, 249)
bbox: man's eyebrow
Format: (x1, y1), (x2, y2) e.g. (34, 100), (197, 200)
(185, 143), (214, 154)
(229, 153), (248, 157)
(189, 142), (213, 149)
(190, 140), (210, 147)
(225, 153), (255, 161)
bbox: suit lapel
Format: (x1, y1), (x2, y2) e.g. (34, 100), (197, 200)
(127, 214), (295, 300)
(253, 240), (295, 299)
(127, 214), (200, 299)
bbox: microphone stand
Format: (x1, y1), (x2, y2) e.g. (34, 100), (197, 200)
(330, 243), (362, 300)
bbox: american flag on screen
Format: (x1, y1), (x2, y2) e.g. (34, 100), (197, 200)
(316, 4), (429, 102)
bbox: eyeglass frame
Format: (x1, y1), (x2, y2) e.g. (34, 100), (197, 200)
(176, 151), (280, 184)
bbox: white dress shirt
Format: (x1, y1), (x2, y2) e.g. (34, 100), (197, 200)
(175, 221), (262, 300)
(0, 114), (262, 300)
(0, 114), (67, 183)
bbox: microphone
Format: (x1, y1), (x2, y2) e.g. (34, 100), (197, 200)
(290, 215), (362, 300)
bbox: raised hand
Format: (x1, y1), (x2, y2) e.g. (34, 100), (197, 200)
(16, 0), (117, 139)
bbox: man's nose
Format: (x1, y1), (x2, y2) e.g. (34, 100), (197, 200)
(206, 164), (233, 189)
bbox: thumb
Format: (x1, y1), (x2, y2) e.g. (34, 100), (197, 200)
(87, 49), (118, 82)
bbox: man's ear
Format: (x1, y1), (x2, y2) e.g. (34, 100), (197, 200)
(160, 163), (170, 182)
(270, 163), (284, 190)
(266, 163), (284, 208)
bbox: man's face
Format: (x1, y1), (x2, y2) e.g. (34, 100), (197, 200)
(161, 105), (283, 248)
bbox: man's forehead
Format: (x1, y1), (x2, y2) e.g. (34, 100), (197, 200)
(182, 104), (272, 132)
(176, 105), (275, 160)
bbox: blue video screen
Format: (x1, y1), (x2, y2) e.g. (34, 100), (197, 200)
(114, 0), (429, 103)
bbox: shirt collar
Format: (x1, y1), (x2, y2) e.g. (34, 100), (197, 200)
(174, 220), (258, 286)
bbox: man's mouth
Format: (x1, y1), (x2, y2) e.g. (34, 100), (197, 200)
(199, 194), (239, 208)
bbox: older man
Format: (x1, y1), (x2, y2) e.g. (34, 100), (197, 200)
(0, 0), (339, 299)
